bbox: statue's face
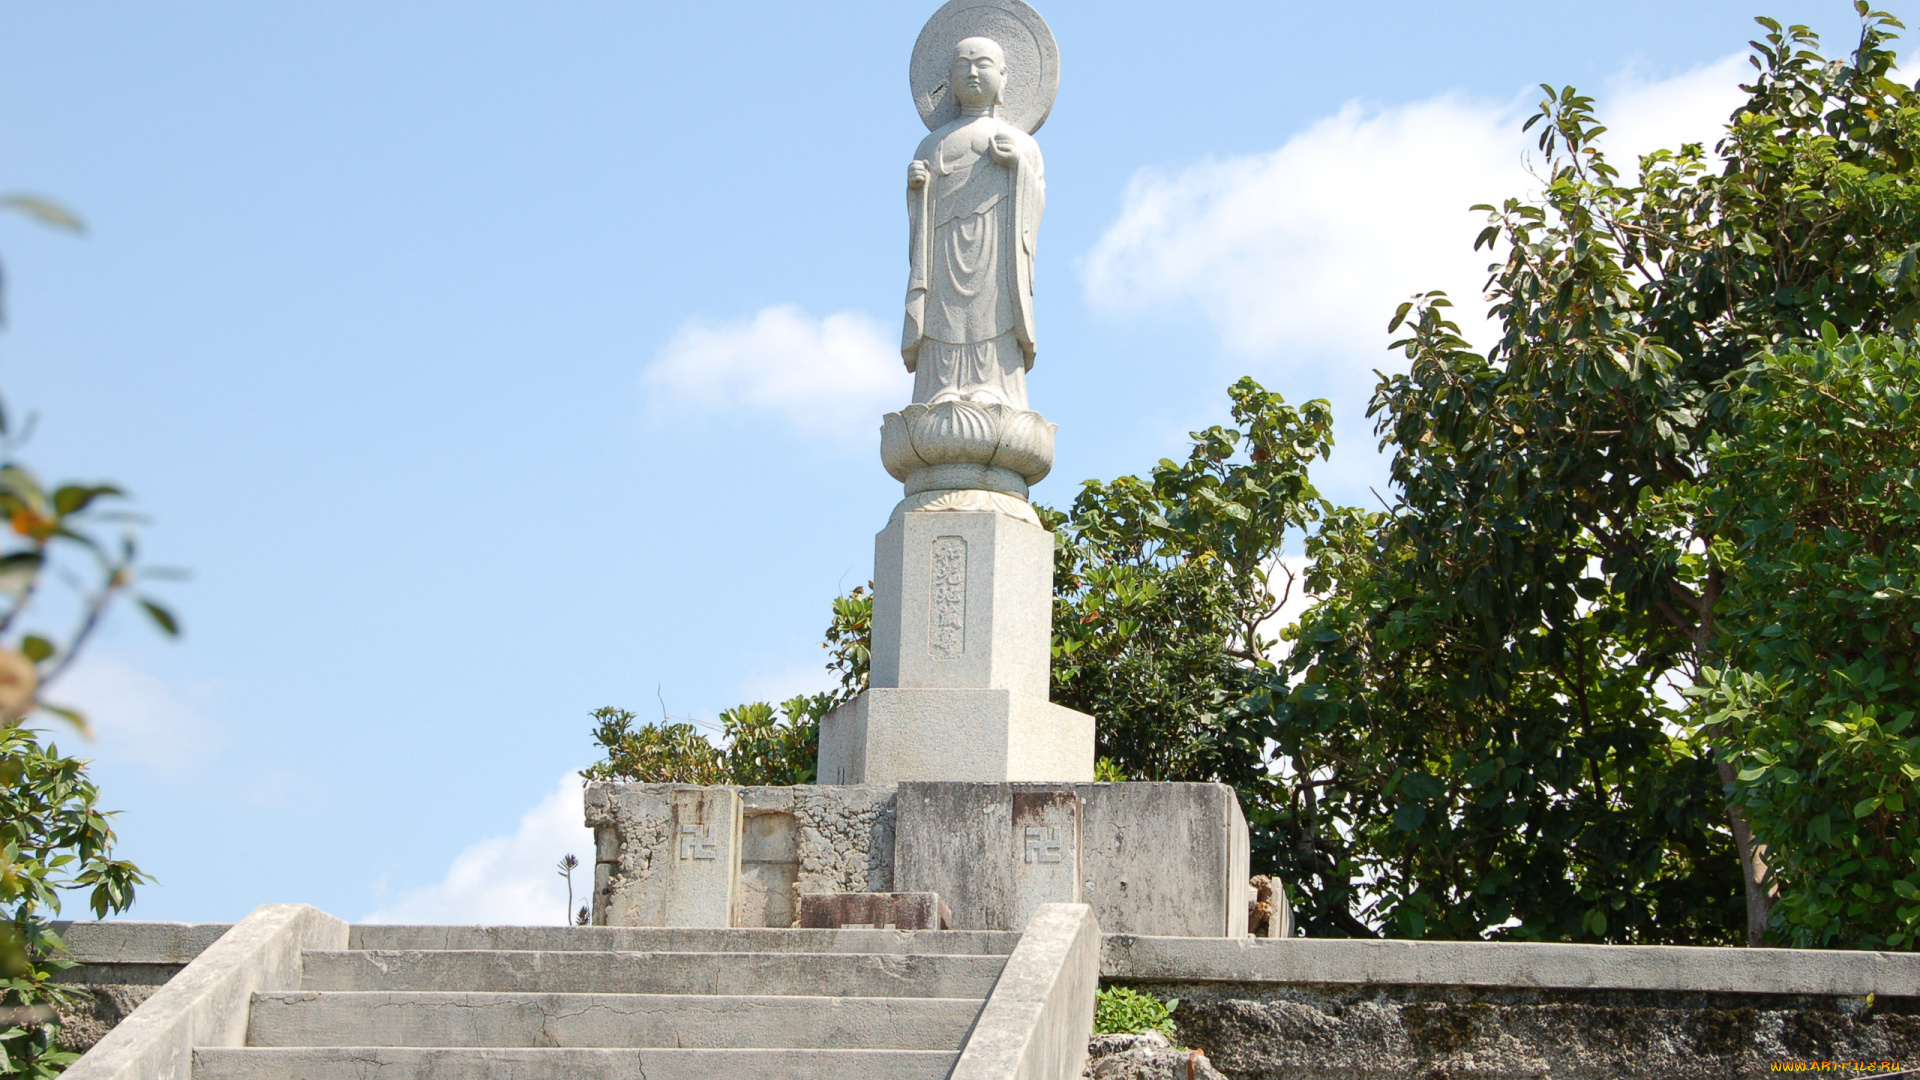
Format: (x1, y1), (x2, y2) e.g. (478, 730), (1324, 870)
(950, 38), (1007, 109)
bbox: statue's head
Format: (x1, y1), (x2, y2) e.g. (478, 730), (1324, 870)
(950, 37), (1007, 110)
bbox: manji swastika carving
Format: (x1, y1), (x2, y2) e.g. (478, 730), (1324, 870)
(1023, 825), (1064, 864)
(677, 824), (719, 860)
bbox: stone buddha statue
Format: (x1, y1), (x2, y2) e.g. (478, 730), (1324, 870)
(902, 36), (1045, 410)
(880, 11), (1058, 526)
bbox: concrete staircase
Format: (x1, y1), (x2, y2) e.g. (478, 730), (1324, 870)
(191, 925), (1022, 1080)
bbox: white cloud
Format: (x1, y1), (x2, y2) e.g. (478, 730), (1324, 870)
(1599, 54), (1750, 168)
(642, 304), (910, 442)
(1081, 54), (1751, 372)
(51, 655), (227, 776)
(1084, 92), (1525, 361)
(362, 772), (595, 926)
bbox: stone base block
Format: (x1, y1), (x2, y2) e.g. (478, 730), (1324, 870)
(798, 892), (951, 930)
(894, 781), (1249, 937)
(587, 779), (1249, 936)
(582, 786), (741, 928)
(587, 783), (894, 928)
(817, 688), (1094, 785)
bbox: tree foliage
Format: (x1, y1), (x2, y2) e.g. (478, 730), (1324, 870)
(0, 726), (147, 1077)
(1049, 378), (1330, 786)
(1235, 6), (1920, 946)
(1700, 333), (1920, 948)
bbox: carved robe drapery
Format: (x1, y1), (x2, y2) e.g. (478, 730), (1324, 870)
(902, 114), (1044, 409)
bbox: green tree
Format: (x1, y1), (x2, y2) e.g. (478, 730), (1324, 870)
(1699, 333), (1920, 948)
(1262, 6), (1920, 944)
(1050, 378), (1331, 785)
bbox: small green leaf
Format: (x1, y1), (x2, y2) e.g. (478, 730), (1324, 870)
(0, 195), (85, 233)
(1392, 803), (1427, 832)
(138, 598), (180, 637)
(18, 635), (53, 664)
(51, 484), (118, 517)
(1855, 797), (1883, 819)
(1399, 772), (1444, 800)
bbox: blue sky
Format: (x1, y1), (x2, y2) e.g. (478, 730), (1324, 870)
(0, 1), (1886, 923)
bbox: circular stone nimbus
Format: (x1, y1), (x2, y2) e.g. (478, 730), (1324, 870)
(909, 0), (1059, 135)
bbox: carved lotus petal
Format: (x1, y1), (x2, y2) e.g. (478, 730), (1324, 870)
(988, 408), (1056, 485)
(880, 410), (928, 481)
(906, 401), (1002, 465)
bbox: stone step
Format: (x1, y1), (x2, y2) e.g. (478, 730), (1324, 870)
(247, 990), (983, 1050)
(301, 950), (1005, 998)
(349, 924), (1020, 955)
(195, 1046), (956, 1080)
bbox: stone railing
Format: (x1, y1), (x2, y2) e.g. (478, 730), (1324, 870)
(59, 905), (345, 1080)
(952, 903), (1101, 1080)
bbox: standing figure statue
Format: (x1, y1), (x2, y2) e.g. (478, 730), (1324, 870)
(903, 36), (1044, 409)
(880, 0), (1061, 520)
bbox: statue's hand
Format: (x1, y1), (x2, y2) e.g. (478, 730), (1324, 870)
(990, 132), (1018, 166)
(908, 160), (930, 190)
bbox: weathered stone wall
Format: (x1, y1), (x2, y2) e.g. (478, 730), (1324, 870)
(55, 980), (169, 1055)
(48, 921), (231, 1054)
(1122, 981), (1919, 1078)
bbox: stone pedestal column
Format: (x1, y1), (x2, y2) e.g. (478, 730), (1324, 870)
(817, 401), (1095, 784)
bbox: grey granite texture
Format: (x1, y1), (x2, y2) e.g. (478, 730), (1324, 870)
(869, 509), (1056, 701)
(818, 686), (1095, 785)
(1129, 982), (1919, 1080)
(897, 782), (1251, 936)
(950, 903), (1101, 1080)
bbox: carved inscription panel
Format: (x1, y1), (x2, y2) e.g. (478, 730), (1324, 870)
(929, 535), (967, 660)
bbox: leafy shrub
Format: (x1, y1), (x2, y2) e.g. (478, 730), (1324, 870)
(1, 726), (147, 1077)
(1093, 986), (1179, 1040)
